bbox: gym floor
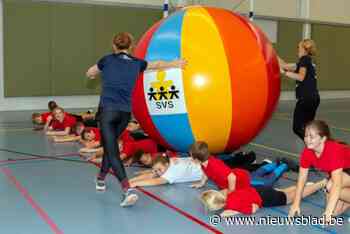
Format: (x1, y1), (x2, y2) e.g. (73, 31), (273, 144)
(0, 99), (349, 234)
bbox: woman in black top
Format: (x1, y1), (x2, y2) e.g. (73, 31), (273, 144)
(279, 39), (320, 140)
(86, 32), (185, 207)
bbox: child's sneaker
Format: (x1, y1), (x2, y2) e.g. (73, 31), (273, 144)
(262, 158), (273, 164)
(95, 178), (106, 192)
(276, 157), (299, 172)
(120, 188), (138, 207)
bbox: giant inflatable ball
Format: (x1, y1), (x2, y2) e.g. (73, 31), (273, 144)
(132, 6), (280, 153)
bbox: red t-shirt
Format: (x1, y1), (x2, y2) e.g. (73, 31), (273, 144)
(119, 130), (134, 144)
(165, 150), (177, 158)
(300, 140), (350, 173)
(86, 127), (101, 142)
(50, 114), (76, 131)
(202, 156), (250, 190)
(41, 112), (52, 123)
(225, 187), (262, 215)
(122, 139), (158, 158)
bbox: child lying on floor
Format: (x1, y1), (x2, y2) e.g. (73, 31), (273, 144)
(190, 141), (294, 196)
(87, 119), (159, 164)
(200, 179), (327, 217)
(132, 149), (289, 187)
(32, 101), (58, 130)
(129, 155), (203, 187)
(46, 107), (76, 136)
(130, 150), (178, 167)
(79, 127), (102, 153)
(51, 122), (85, 143)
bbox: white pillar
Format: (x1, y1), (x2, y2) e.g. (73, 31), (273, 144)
(249, 0), (254, 21)
(298, 0), (311, 39)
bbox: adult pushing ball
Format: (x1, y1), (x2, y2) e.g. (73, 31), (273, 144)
(132, 6), (280, 153)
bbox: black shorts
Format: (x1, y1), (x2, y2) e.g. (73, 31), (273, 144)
(255, 186), (287, 207)
(344, 168), (350, 176)
(70, 114), (84, 122)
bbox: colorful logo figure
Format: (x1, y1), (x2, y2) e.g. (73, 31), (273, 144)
(143, 69), (186, 116)
(147, 71), (180, 102)
(132, 6), (281, 153)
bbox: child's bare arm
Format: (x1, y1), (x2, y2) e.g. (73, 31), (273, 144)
(53, 135), (80, 143)
(129, 170), (155, 183)
(133, 169), (153, 176)
(82, 141), (100, 149)
(44, 116), (53, 131)
(79, 147), (102, 153)
(46, 127), (71, 136)
(191, 174), (208, 188)
(227, 173), (236, 193)
(221, 210), (240, 217)
(130, 177), (168, 187)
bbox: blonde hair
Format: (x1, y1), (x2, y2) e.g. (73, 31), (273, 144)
(53, 107), (64, 114)
(300, 39), (317, 56)
(200, 190), (226, 211)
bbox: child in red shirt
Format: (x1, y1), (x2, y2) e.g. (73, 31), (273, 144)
(121, 139), (158, 161)
(46, 107), (76, 136)
(32, 101), (58, 130)
(200, 179), (326, 217)
(290, 120), (350, 222)
(118, 119), (161, 163)
(119, 119), (145, 142)
(77, 127), (103, 155)
(189, 141), (250, 196)
(32, 112), (52, 125)
(300, 140), (350, 174)
(51, 121), (85, 144)
(81, 127), (101, 147)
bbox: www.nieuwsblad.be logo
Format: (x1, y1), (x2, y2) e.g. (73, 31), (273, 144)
(147, 70), (180, 110)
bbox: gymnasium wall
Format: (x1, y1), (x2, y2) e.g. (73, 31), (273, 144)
(92, 0), (350, 25)
(310, 0), (350, 24)
(1, 0), (350, 111)
(3, 0), (162, 97)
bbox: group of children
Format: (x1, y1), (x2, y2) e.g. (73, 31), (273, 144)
(196, 120), (350, 222)
(32, 101), (101, 153)
(129, 134), (349, 221)
(33, 102), (300, 209)
(32, 101), (177, 164)
(32, 101), (350, 222)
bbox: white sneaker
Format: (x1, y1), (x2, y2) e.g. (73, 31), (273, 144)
(95, 179), (106, 192)
(120, 189), (138, 207)
(262, 158), (273, 164)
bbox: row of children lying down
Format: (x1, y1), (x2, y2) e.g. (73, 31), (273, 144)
(32, 102), (350, 220)
(31, 101), (297, 168)
(32, 101), (101, 152)
(33, 102), (314, 215)
(32, 101), (176, 162)
(31, 102), (306, 216)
